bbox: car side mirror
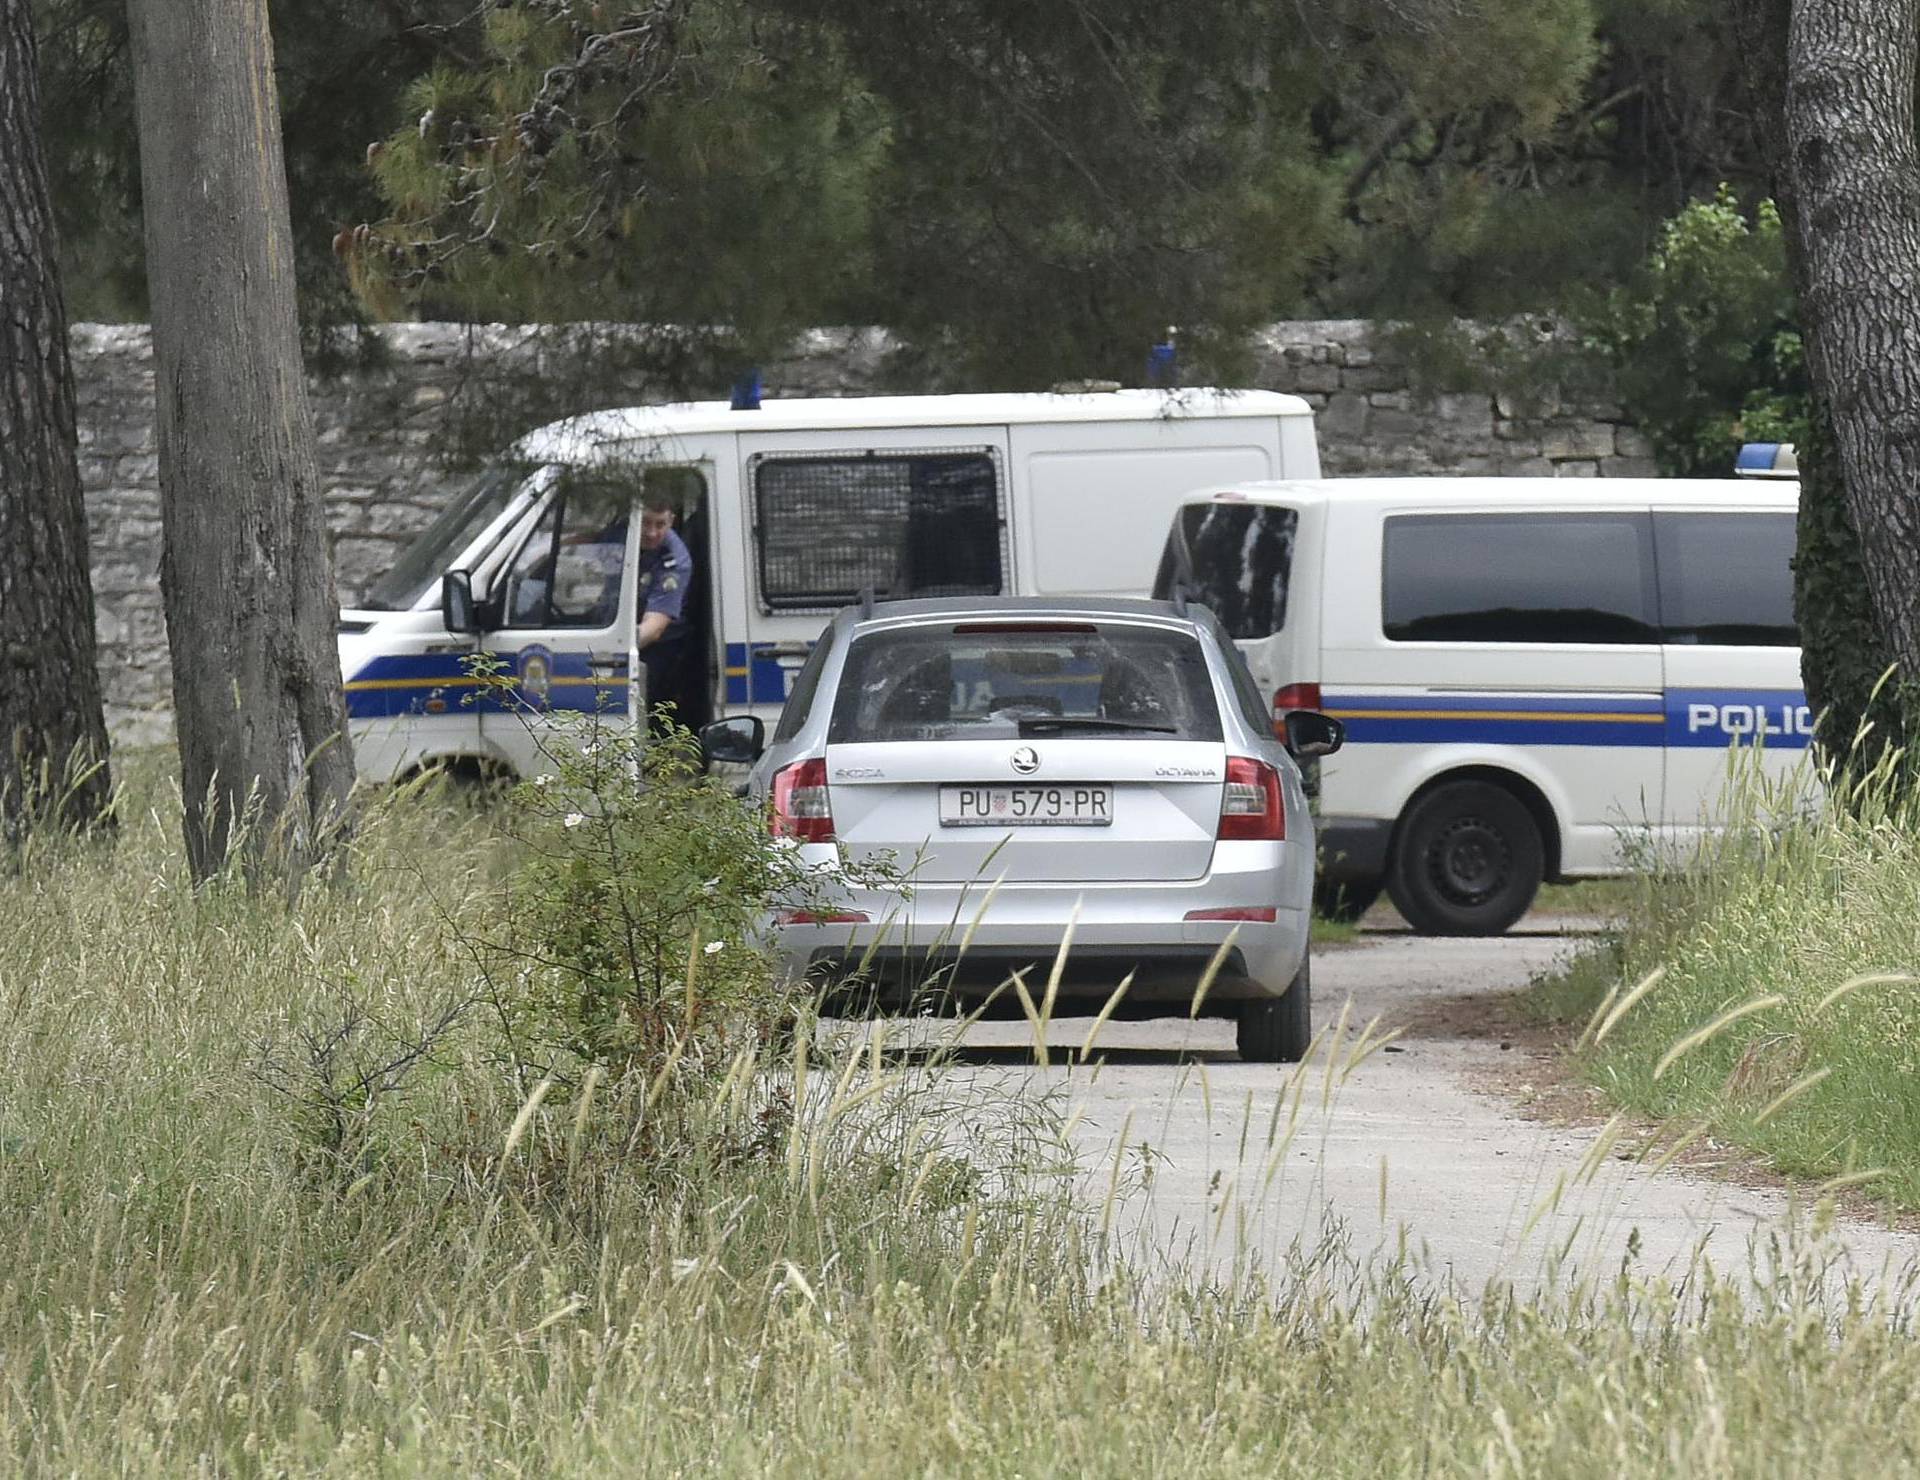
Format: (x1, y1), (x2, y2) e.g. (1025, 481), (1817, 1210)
(700, 714), (765, 767)
(441, 569), (482, 635)
(1283, 709), (1344, 759)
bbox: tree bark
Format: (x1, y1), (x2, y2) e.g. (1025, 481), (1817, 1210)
(0, 0), (113, 837)
(125, 0), (355, 882)
(1731, 0), (1914, 769)
(1784, 0), (1920, 679)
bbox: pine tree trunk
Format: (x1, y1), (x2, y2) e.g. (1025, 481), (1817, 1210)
(125, 0), (355, 882)
(0, 0), (113, 837)
(1766, 0), (1920, 763)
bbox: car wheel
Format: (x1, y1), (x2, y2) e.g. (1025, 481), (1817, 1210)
(1313, 877), (1381, 924)
(1386, 780), (1543, 936)
(1236, 955), (1312, 1063)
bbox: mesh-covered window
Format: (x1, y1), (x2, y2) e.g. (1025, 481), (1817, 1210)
(752, 450), (1006, 611)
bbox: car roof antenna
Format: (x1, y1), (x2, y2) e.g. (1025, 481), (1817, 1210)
(1168, 580), (1191, 618)
(857, 586), (876, 621)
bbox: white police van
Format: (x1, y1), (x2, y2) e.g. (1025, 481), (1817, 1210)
(1154, 467), (1804, 934)
(337, 388), (1319, 782)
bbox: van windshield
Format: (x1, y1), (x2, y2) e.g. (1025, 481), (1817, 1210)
(1158, 503), (1298, 640)
(360, 466), (534, 612)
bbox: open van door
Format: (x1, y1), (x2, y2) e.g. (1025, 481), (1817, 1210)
(480, 471), (642, 776)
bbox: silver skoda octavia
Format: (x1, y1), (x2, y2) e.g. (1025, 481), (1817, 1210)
(701, 596), (1343, 1062)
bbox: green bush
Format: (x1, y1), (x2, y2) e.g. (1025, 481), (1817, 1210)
(1582, 188), (1806, 476)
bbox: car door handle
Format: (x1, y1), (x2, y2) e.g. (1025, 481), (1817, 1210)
(587, 656), (628, 675)
(762, 641), (811, 660)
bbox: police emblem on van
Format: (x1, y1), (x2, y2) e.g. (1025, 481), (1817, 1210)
(518, 646), (554, 707)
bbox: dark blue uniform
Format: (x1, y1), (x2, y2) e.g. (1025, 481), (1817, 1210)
(636, 528), (692, 631)
(637, 527), (695, 725)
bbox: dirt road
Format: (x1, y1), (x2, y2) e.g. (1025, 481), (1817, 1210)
(938, 916), (1920, 1298)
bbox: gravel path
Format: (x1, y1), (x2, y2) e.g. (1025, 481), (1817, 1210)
(932, 916), (1920, 1300)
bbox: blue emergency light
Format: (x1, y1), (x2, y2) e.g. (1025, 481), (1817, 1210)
(1734, 441), (1798, 478)
(730, 369), (762, 411)
(1145, 327), (1179, 387)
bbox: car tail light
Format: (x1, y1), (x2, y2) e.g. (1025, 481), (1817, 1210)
(1271, 681), (1322, 736)
(771, 758), (833, 842)
(1219, 756), (1285, 841)
(773, 908), (870, 925)
(1184, 906), (1278, 923)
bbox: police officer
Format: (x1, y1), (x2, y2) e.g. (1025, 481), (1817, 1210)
(635, 496), (695, 727)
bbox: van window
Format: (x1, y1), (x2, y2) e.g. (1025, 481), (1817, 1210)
(751, 450), (1005, 612)
(1382, 513), (1657, 644)
(1654, 512), (1798, 646)
(1156, 503), (1299, 640)
(499, 475), (632, 630)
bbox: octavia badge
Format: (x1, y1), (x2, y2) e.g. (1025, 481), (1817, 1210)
(1010, 746), (1040, 775)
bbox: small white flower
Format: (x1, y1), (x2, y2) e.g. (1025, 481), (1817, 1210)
(701, 876), (721, 895)
(533, 773), (555, 788)
(563, 811), (586, 828)
(703, 939), (726, 955)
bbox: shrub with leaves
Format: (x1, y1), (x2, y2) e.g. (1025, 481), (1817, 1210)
(1581, 188), (1806, 476)
(473, 712), (887, 1088)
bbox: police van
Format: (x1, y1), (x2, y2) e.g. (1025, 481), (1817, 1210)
(1153, 471), (1805, 934)
(337, 388), (1319, 783)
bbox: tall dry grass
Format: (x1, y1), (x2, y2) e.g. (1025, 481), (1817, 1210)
(1534, 740), (1920, 1206)
(8, 755), (1920, 1472)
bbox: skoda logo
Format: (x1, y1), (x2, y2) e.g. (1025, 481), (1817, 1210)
(1009, 746), (1040, 775)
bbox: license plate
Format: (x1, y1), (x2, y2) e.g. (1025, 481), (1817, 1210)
(939, 784), (1113, 827)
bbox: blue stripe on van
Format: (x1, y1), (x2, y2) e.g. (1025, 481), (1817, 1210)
(1665, 688), (1812, 749)
(343, 649), (626, 719)
(724, 642), (809, 706)
(1323, 689), (1811, 750)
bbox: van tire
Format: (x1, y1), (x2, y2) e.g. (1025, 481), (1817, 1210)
(1387, 781), (1543, 936)
(1237, 957), (1312, 1063)
(1313, 878), (1381, 924)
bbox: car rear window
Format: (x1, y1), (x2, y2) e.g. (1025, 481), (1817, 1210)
(827, 624), (1224, 744)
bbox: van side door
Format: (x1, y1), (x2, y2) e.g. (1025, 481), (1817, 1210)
(1326, 509), (1666, 874)
(734, 427), (1013, 722)
(479, 471), (641, 776)
(1654, 509), (1809, 836)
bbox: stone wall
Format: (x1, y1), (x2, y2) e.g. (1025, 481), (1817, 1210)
(72, 319), (1649, 738)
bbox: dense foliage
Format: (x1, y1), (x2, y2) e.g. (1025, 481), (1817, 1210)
(40, 0), (1771, 387)
(1582, 189), (1804, 476)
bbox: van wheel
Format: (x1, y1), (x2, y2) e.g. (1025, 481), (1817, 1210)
(1313, 878), (1381, 924)
(1236, 956), (1312, 1063)
(1387, 781), (1543, 936)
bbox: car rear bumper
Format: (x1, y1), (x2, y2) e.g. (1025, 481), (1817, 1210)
(771, 840), (1309, 1001)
